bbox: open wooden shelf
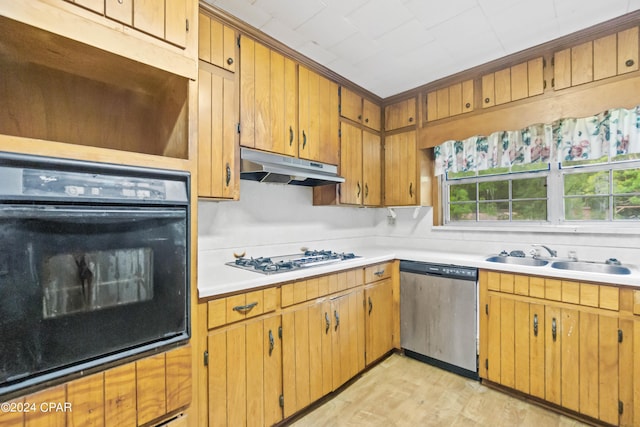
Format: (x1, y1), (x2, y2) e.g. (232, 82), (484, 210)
(0, 16), (189, 160)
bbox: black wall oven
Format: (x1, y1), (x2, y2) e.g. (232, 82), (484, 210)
(0, 153), (190, 398)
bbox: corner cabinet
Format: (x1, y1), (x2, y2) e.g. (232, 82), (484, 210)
(479, 271), (628, 426)
(339, 122), (382, 206)
(384, 130), (418, 206)
(198, 13), (240, 200)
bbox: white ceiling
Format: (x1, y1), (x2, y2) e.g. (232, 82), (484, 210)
(203, 0), (640, 98)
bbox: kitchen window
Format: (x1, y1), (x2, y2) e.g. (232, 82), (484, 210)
(444, 159), (640, 224)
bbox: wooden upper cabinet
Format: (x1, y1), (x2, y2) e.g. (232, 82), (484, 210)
(198, 63), (239, 199)
(299, 66), (339, 165)
(384, 98), (416, 131)
(339, 122), (363, 205)
(199, 13), (236, 71)
(340, 87), (381, 131)
(105, 0), (132, 25)
(427, 79), (474, 122)
(555, 26), (639, 90)
(384, 130), (417, 206)
(482, 58), (544, 107)
(340, 87), (362, 123)
(618, 26), (639, 74)
(362, 130), (382, 206)
(165, 0), (188, 48)
(134, 0), (165, 39)
(362, 98), (381, 131)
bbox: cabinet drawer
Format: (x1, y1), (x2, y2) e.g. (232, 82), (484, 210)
(207, 287), (277, 329)
(364, 263), (392, 283)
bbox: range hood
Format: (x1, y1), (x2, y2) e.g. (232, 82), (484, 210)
(240, 147), (345, 186)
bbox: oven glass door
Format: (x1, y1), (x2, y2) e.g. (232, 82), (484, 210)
(0, 204), (188, 394)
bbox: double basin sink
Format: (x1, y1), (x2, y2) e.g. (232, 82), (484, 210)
(485, 255), (632, 275)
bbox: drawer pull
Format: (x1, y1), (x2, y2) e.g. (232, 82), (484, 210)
(334, 310), (340, 330)
(374, 270), (385, 277)
(551, 317), (557, 342)
(533, 314), (538, 336)
(233, 302), (258, 313)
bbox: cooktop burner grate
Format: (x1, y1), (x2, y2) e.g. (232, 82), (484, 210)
(227, 250), (360, 274)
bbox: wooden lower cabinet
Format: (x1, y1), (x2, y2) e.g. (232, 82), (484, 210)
(364, 278), (394, 365)
(481, 271), (623, 425)
(207, 314), (282, 427)
(281, 289), (365, 418)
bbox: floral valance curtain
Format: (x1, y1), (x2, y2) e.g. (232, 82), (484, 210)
(434, 105), (640, 176)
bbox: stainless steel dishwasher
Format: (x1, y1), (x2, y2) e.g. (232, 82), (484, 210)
(400, 260), (478, 379)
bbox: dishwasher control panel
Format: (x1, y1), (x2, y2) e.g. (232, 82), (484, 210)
(400, 260), (477, 281)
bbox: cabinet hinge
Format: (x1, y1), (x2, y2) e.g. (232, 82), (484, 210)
(543, 58), (546, 68)
(203, 350), (209, 366)
(619, 400), (624, 415)
(485, 359), (488, 370)
(185, 19), (189, 32)
(338, 128), (342, 138)
(278, 326), (282, 339)
(237, 123), (241, 134)
(338, 104), (342, 114)
(551, 56), (555, 67)
(338, 86), (342, 97)
(618, 329), (623, 343)
(279, 395), (284, 408)
(237, 35), (241, 48)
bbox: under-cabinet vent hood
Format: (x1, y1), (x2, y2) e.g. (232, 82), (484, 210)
(240, 147), (344, 186)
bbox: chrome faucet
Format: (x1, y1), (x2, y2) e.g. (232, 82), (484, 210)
(530, 244), (557, 258)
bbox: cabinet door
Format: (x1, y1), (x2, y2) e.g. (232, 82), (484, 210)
(384, 99), (416, 131)
(106, 0), (133, 25)
(198, 67), (239, 199)
(331, 291), (365, 389)
(481, 73), (495, 108)
(339, 122), (363, 205)
(362, 130), (382, 206)
(598, 315), (619, 426)
(486, 294), (501, 383)
(133, 0), (164, 39)
(300, 68), (338, 164)
(362, 99), (381, 131)
(594, 33), (617, 81)
(494, 68), (511, 105)
(318, 76), (340, 165)
(199, 14), (236, 72)
(165, 0), (187, 48)
(529, 303), (545, 399)
(384, 131), (417, 206)
(560, 308), (580, 412)
(545, 306), (562, 406)
(253, 42), (271, 153)
(571, 41), (594, 86)
(365, 279), (393, 365)
(208, 315), (282, 427)
(618, 26), (639, 75)
(340, 86), (362, 123)
(240, 36), (256, 149)
(270, 52), (297, 157)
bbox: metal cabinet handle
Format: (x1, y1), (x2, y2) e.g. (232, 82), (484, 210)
(358, 114), (362, 121)
(334, 310), (340, 331)
(225, 163), (231, 186)
(368, 297), (373, 315)
(302, 130), (307, 149)
(268, 329), (275, 356)
(357, 181), (361, 198)
(325, 312), (330, 334)
(465, 102), (471, 108)
(227, 57), (234, 66)
(409, 182), (413, 198)
(626, 59), (635, 67)
(408, 117), (414, 123)
(484, 97), (491, 104)
(365, 118), (369, 123)
(374, 270), (385, 277)
(533, 314), (538, 337)
(365, 183), (369, 198)
(289, 126), (293, 146)
(551, 317), (557, 342)
(233, 302), (258, 313)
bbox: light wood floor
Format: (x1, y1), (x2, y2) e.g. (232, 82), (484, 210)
(289, 354), (589, 427)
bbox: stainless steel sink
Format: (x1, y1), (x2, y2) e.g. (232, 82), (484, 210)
(551, 261), (632, 275)
(485, 256), (549, 267)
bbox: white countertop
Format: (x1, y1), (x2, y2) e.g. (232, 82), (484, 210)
(198, 246), (640, 298)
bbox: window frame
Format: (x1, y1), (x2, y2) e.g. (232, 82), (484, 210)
(442, 159), (640, 226)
